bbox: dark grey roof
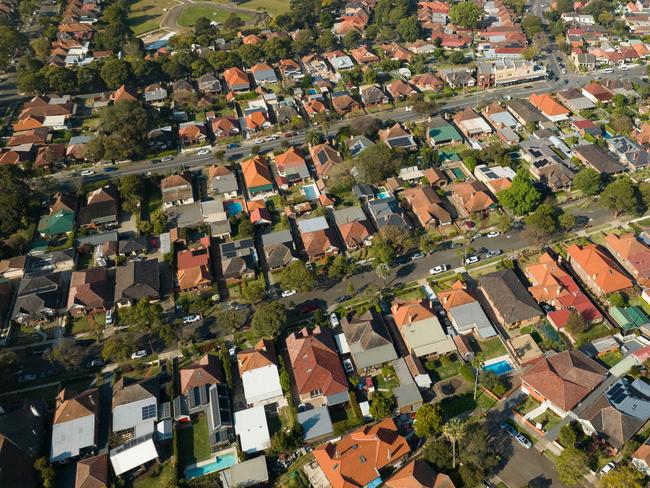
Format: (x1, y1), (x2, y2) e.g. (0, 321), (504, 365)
(297, 406), (333, 441)
(118, 237), (147, 255)
(506, 99), (544, 123)
(480, 269), (542, 325)
(114, 259), (160, 302)
(12, 272), (64, 322)
(113, 377), (158, 408)
(343, 309), (393, 351)
(367, 197), (409, 230)
(574, 144), (625, 174)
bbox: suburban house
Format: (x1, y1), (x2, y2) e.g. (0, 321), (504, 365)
(476, 59), (545, 87)
(144, 83), (168, 106)
(260, 230), (297, 270)
(402, 186), (451, 229)
(411, 73), (445, 92)
(607, 136), (650, 171)
(250, 63), (278, 85)
(427, 116), (464, 147)
(340, 309), (398, 372)
(438, 281), (497, 338)
(366, 196), (410, 230)
(111, 377), (158, 440)
(453, 108), (493, 139)
(479, 269), (543, 329)
(605, 232), (650, 286)
(330, 91), (361, 115)
(161, 173), (194, 208)
(208, 165), (239, 199)
(574, 144), (625, 174)
(219, 239), (258, 283)
(310, 142), (343, 178)
(581, 81), (613, 104)
(506, 99), (544, 126)
(208, 116), (240, 140)
(386, 79), (417, 100)
(12, 271), (67, 325)
(633, 437), (650, 476)
(176, 237), (213, 291)
(197, 73), (222, 95)
(38, 208), (75, 238)
(78, 185), (119, 230)
(286, 326), (349, 406)
(566, 243), (633, 297)
(314, 418), (410, 488)
(178, 122), (208, 148)
(520, 350), (606, 416)
(297, 216), (340, 261)
(223, 67), (250, 92)
(234, 406), (270, 454)
(385, 459), (455, 488)
(237, 339), (284, 408)
(557, 88), (596, 112)
(378, 123), (417, 150)
(273, 147), (310, 189)
(75, 454), (109, 488)
(359, 84), (389, 106)
(391, 300), (456, 357)
(525, 252), (602, 330)
(529, 93), (570, 122)
(67, 267), (110, 317)
(51, 388), (99, 462)
(332, 206), (374, 250)
(114, 259), (160, 307)
(450, 181), (496, 218)
(351, 46), (380, 64)
(241, 156), (275, 199)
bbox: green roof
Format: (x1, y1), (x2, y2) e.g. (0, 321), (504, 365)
(609, 306), (650, 331)
(439, 150), (461, 162)
(428, 119), (463, 144)
(38, 210), (74, 236)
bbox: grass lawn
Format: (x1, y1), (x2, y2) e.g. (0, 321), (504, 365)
(531, 410), (562, 432)
(514, 395), (541, 416)
(177, 5), (253, 27)
(177, 414), (211, 466)
(598, 350), (624, 368)
(476, 390), (497, 411)
(441, 393), (477, 420)
(133, 461), (176, 488)
(630, 294), (650, 317)
(574, 322), (612, 346)
(425, 354), (462, 381)
(213, 0), (290, 15)
(71, 314), (105, 336)
(330, 405), (363, 435)
(127, 0), (178, 35)
(376, 366), (399, 391)
(475, 336), (507, 359)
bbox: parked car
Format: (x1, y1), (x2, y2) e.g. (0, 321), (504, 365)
(131, 350), (147, 360)
(161, 156), (174, 162)
(516, 434), (532, 449)
(105, 309), (114, 325)
(335, 295), (351, 304)
(104, 166), (117, 172)
(265, 135), (279, 141)
(86, 359), (104, 368)
(226, 143), (240, 149)
(151, 159), (160, 164)
(197, 149), (211, 155)
(485, 249), (502, 258)
(379, 300), (391, 315)
(329, 313), (340, 328)
(500, 423), (517, 437)
(343, 358), (354, 374)
(253, 138), (264, 144)
(281, 289), (297, 298)
(410, 252), (424, 260)
(486, 231), (500, 238)
(429, 264), (448, 275)
(183, 314), (202, 324)
(80, 169), (95, 176)
(600, 462), (616, 476)
(18, 373), (37, 383)
(465, 255), (479, 265)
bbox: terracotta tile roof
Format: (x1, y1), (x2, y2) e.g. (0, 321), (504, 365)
(437, 280), (476, 311)
(301, 228), (339, 258)
(529, 92), (570, 117)
(582, 81), (613, 102)
(178, 266), (211, 290)
(567, 243), (633, 294)
(237, 339), (277, 375)
(391, 300), (435, 328)
(403, 186), (450, 227)
(241, 155), (273, 188)
(386, 79), (417, 99)
(304, 98), (327, 116)
(310, 143), (342, 176)
(54, 388), (98, 424)
(633, 438), (650, 466)
(520, 350), (606, 411)
(161, 173), (192, 190)
(245, 111), (268, 130)
(286, 326), (347, 397)
(113, 84), (138, 103)
(275, 147), (305, 168)
(385, 459), (455, 488)
(338, 220), (372, 248)
(314, 418), (411, 488)
(250, 62), (273, 73)
(351, 46), (380, 64)
(179, 353), (223, 394)
(605, 232), (650, 283)
(223, 67), (249, 89)
(452, 181), (495, 213)
(75, 454), (109, 488)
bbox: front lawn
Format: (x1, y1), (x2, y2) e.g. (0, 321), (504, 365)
(598, 350), (624, 368)
(71, 314), (105, 336)
(178, 5), (253, 27)
(531, 410), (562, 432)
(331, 404), (363, 435)
(476, 390), (497, 411)
(177, 414), (211, 466)
(514, 396), (541, 416)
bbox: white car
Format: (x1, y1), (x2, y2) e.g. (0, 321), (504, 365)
(502, 95), (511, 101)
(329, 312), (340, 328)
(183, 314), (201, 324)
(264, 135), (279, 141)
(281, 289), (297, 297)
(601, 68), (613, 73)
(465, 255), (479, 265)
(486, 231), (500, 238)
(80, 169), (95, 176)
(619, 65), (629, 71)
(197, 149), (211, 155)
(161, 156), (174, 162)
(516, 434), (533, 449)
(343, 358), (354, 374)
(105, 308), (114, 325)
(131, 350), (147, 360)
(253, 138), (264, 144)
(429, 264), (448, 275)
(561, 68), (567, 74)
(600, 462), (615, 476)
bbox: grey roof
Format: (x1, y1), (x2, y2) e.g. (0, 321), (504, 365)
(480, 269), (542, 325)
(260, 229), (293, 247)
(352, 183), (374, 199)
(168, 202), (204, 229)
(450, 301), (496, 338)
(118, 237), (147, 255)
(113, 378), (158, 408)
(77, 231), (118, 247)
(297, 216), (329, 233)
(225, 455), (269, 488)
(393, 383), (423, 410)
(607, 378), (650, 420)
(220, 239), (257, 279)
(12, 272), (64, 322)
(297, 406), (333, 441)
(342, 309), (398, 370)
(211, 170), (239, 195)
(25, 248), (75, 275)
(332, 206), (367, 226)
(581, 393), (644, 451)
(574, 144), (625, 174)
(114, 259), (160, 302)
(347, 135), (375, 158)
(506, 99), (544, 123)
(367, 197), (409, 230)
(264, 243), (295, 270)
(608, 136), (650, 168)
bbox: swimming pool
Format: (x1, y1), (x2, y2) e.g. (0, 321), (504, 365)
(184, 453), (237, 480)
(302, 184), (320, 200)
(226, 201), (243, 216)
(451, 168), (466, 181)
(483, 360), (513, 375)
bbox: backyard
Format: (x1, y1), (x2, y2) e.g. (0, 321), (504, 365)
(598, 350), (624, 368)
(573, 322), (612, 346)
(425, 353), (462, 381)
(474, 336), (508, 359)
(177, 414), (211, 466)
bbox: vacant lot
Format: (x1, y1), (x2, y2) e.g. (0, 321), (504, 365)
(128, 0), (178, 35)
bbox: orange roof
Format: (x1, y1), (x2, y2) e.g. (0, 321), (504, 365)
(179, 354), (222, 394)
(275, 146), (305, 167)
(223, 67), (249, 89)
(391, 300), (435, 328)
(339, 220), (372, 248)
(113, 84), (137, 103)
(605, 232), (650, 282)
(314, 418), (411, 488)
(304, 98), (327, 115)
(385, 459), (455, 488)
(529, 92), (570, 117)
(245, 111), (268, 130)
(54, 388), (97, 424)
(241, 155), (272, 189)
(237, 339), (276, 375)
(437, 280), (476, 311)
(452, 181), (495, 213)
(567, 243), (633, 294)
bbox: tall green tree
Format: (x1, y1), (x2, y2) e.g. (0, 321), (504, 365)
(601, 177), (639, 216)
(555, 447), (588, 486)
(525, 203), (558, 241)
(572, 168), (601, 196)
(600, 464), (645, 488)
(252, 302), (287, 338)
(449, 1), (482, 28)
(278, 261), (315, 292)
(0, 166), (29, 237)
(355, 144), (402, 184)
(369, 392), (396, 419)
(442, 418), (466, 468)
(414, 403), (443, 438)
(498, 170), (542, 216)
(100, 58), (132, 89)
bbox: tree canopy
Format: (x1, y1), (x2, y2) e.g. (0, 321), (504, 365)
(498, 171), (542, 216)
(525, 203), (557, 241)
(572, 168), (601, 196)
(601, 177), (640, 216)
(414, 403), (443, 438)
(278, 261), (316, 292)
(449, 1), (482, 28)
(0, 166), (30, 238)
(252, 302), (287, 338)
(555, 447), (588, 486)
(369, 392), (396, 419)
(354, 141), (403, 184)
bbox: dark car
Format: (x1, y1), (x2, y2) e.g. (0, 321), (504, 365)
(299, 303), (319, 313)
(379, 300), (391, 315)
(151, 159), (160, 164)
(226, 143), (240, 149)
(334, 295), (351, 304)
(104, 166), (117, 172)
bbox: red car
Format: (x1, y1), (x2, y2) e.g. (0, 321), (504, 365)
(299, 303), (319, 314)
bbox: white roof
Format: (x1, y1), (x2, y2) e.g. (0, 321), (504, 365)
(335, 333), (350, 354)
(235, 406), (271, 454)
(110, 435), (159, 476)
(459, 116), (492, 135)
(242, 364), (283, 405)
(297, 216), (329, 233)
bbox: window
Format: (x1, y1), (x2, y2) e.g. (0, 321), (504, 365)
(310, 389), (322, 398)
(141, 404), (156, 420)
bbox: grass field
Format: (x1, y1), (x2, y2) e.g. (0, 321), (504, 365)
(177, 414), (211, 466)
(177, 5), (253, 27)
(127, 0), (178, 35)
(215, 0), (290, 16)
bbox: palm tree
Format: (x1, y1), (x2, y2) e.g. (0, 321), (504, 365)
(305, 129), (322, 147)
(443, 418), (466, 469)
(471, 355), (484, 400)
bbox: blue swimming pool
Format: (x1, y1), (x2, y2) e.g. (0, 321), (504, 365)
(376, 191), (391, 199)
(226, 201), (243, 216)
(185, 453), (237, 480)
(483, 360), (513, 375)
(303, 184), (319, 200)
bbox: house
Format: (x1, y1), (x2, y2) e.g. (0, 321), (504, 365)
(75, 454), (109, 488)
(314, 418), (410, 488)
(197, 73), (222, 95)
(402, 186), (451, 228)
(38, 209), (75, 238)
(632, 436), (650, 476)
(112, 377), (158, 439)
(279, 58), (303, 80)
(411, 73), (445, 92)
(572, 119), (601, 138)
(332, 206), (373, 250)
(330, 91), (361, 115)
(391, 358), (423, 413)
(521, 350), (606, 416)
(476, 59), (546, 88)
(303, 98), (328, 118)
(173, 79), (196, 104)
(224, 67), (250, 92)
(176, 237), (212, 291)
(241, 156), (275, 199)
(566, 243), (633, 297)
(453, 108), (493, 139)
(557, 88), (596, 112)
(391, 300), (455, 357)
(506, 99), (544, 126)
(366, 197), (410, 230)
(208, 116), (240, 140)
(250, 63), (278, 85)
(405, 352), (433, 389)
(144, 83), (168, 106)
(260, 230), (297, 270)
(378, 123), (417, 150)
(351, 46), (380, 64)
(427, 116), (463, 147)
(114, 259), (160, 306)
(51, 388), (99, 462)
(340, 309), (398, 372)
(525, 252), (602, 330)
(12, 272), (67, 325)
(286, 327), (348, 406)
(607, 136), (650, 171)
(581, 81), (613, 104)
(529, 93), (570, 122)
(310, 143), (343, 178)
(386, 79), (417, 101)
(178, 122), (208, 147)
(325, 51), (354, 72)
(359, 84), (389, 107)
(574, 144), (625, 175)
(234, 406), (270, 454)
(0, 434), (36, 488)
(347, 135), (375, 158)
(297, 216), (339, 261)
(605, 233), (650, 286)
(208, 165), (239, 199)
(438, 281), (497, 338)
(444, 70), (475, 88)
(480, 269), (543, 329)
(0, 255), (26, 280)
(474, 164), (516, 195)
(385, 459), (455, 488)
(237, 340), (284, 407)
(273, 147), (310, 188)
(112, 84), (137, 103)
(78, 185), (119, 229)
(220, 239), (258, 283)
(161, 173), (194, 208)
(67, 267), (110, 317)
(109, 434), (159, 477)
(451, 181), (495, 217)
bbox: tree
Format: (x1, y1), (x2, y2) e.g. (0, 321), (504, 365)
(447, 51), (467, 64)
(242, 280), (267, 304)
(238, 44), (264, 67)
(449, 1), (482, 28)
(522, 15), (544, 38)
(494, 212), (512, 232)
(118, 175), (143, 214)
(601, 177), (639, 216)
(151, 209), (168, 235)
(558, 422), (580, 448)
(419, 232), (442, 254)
(608, 292), (627, 308)
(92, 100), (152, 160)
(600, 464), (645, 488)
(498, 170), (542, 216)
(522, 46), (539, 61)
(355, 144), (402, 184)
(342, 31), (361, 50)
(555, 447), (588, 486)
(305, 129), (322, 147)
(572, 168), (601, 196)
(34, 457), (56, 488)
(328, 255), (357, 280)
(470, 355), (484, 400)
(525, 203), (558, 241)
(252, 302), (287, 338)
(369, 392), (396, 419)
(414, 403), (443, 438)
(100, 58), (132, 89)
(458, 420), (499, 486)
(0, 26), (25, 71)
(370, 235), (397, 265)
(442, 418), (466, 468)
(223, 14), (245, 31)
(213, 307), (246, 334)
(102, 333), (132, 361)
(558, 212), (576, 232)
(237, 217), (253, 238)
(0, 350), (17, 379)
(0, 166), (29, 237)
(47, 339), (84, 371)
(423, 437), (453, 470)
(278, 261), (315, 292)
(375, 263), (391, 280)
(397, 16), (421, 42)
